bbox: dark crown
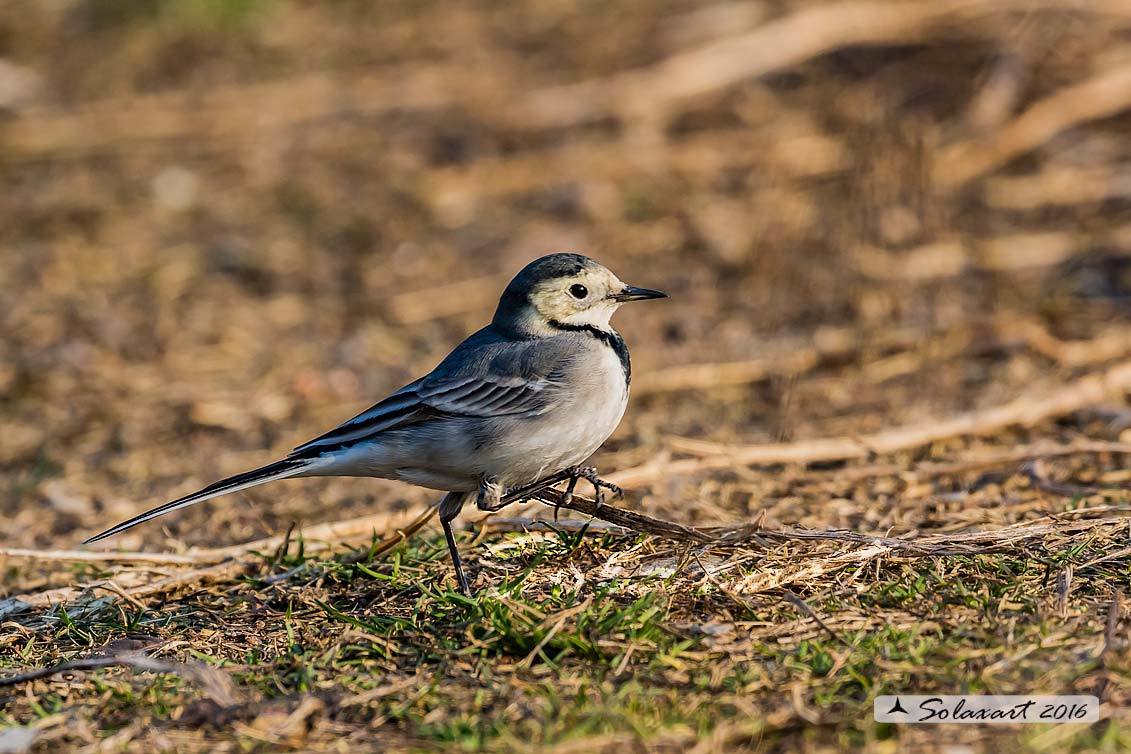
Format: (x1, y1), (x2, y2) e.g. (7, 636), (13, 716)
(506, 253), (594, 291)
(492, 253), (598, 333)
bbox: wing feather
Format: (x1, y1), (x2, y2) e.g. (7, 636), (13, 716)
(290, 328), (575, 458)
(290, 379), (429, 455)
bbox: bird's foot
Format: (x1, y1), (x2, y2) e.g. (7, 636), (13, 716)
(476, 477), (507, 512)
(498, 466), (622, 518)
(563, 465), (622, 511)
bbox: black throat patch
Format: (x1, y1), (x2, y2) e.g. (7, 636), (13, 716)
(547, 319), (631, 385)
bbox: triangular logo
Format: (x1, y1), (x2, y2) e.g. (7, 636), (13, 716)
(887, 697), (908, 715)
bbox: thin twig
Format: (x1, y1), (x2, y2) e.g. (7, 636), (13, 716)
(612, 361), (1131, 488)
(522, 487), (1131, 556)
(476, 517), (632, 536)
(831, 440), (1131, 482)
(0, 548), (203, 565)
(1102, 591), (1123, 659)
(0, 636), (239, 705)
(782, 589), (853, 648)
(19, 508), (436, 609)
(507, 0), (1131, 131)
(937, 61), (1131, 189)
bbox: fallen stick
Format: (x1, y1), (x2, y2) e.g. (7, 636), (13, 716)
(634, 314), (1131, 398)
(508, 0), (1131, 131)
(982, 165), (1131, 211)
(477, 517), (632, 536)
(524, 488), (989, 554)
(611, 361), (1131, 487)
(197, 506), (434, 560)
(15, 559), (255, 609)
(995, 315), (1131, 368)
(0, 637), (239, 703)
(62, 507), (433, 564)
(937, 60), (1131, 189)
(0, 644), (169, 689)
(833, 439), (1131, 482)
(523, 488), (713, 544)
(634, 323), (978, 397)
(0, 548), (202, 565)
(17, 507), (436, 609)
(524, 488), (1131, 557)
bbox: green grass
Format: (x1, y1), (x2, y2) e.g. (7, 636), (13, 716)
(3, 523), (1126, 752)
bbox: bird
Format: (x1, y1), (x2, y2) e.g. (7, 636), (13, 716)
(84, 253), (667, 595)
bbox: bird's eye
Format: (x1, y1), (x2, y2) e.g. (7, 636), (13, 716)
(569, 284), (588, 299)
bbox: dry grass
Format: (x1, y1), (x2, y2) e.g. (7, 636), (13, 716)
(4, 0), (1131, 751)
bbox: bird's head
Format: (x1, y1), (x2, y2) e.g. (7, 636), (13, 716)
(493, 253), (666, 337)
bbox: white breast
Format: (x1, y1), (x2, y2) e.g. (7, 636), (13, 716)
(492, 339), (629, 486)
(549, 341), (629, 469)
(577, 342), (631, 446)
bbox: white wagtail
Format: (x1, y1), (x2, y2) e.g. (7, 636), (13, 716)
(85, 253), (666, 594)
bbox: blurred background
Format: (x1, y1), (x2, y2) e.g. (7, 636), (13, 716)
(4, 0), (1131, 552)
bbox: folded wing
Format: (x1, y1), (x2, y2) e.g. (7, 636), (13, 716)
(290, 329), (574, 458)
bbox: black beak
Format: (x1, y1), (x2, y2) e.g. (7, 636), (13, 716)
(610, 285), (667, 302)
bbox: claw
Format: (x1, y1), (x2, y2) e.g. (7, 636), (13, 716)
(572, 466), (620, 510)
(500, 465), (621, 513)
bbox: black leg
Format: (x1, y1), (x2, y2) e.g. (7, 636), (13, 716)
(556, 474), (583, 521)
(561, 474), (580, 504)
(440, 513), (471, 596)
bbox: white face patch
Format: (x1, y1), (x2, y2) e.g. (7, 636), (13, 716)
(527, 266), (627, 331)
(555, 299), (619, 329)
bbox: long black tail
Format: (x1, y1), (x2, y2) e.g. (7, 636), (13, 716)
(83, 457), (310, 544)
